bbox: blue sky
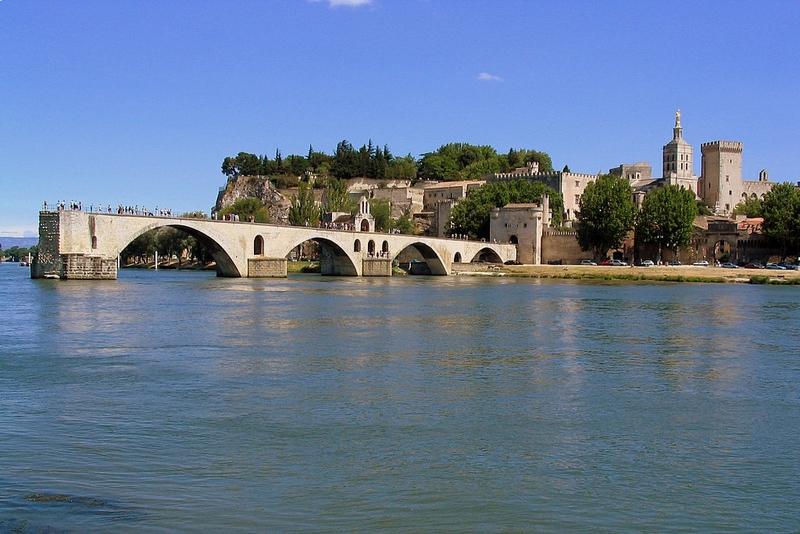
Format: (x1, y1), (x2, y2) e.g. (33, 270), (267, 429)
(2, 0), (799, 236)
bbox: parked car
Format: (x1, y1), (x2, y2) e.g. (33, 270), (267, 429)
(766, 263), (786, 270)
(640, 260), (654, 267)
(599, 258), (613, 266)
(610, 259), (628, 266)
(778, 263), (799, 270)
(504, 260), (521, 265)
(692, 260), (709, 267)
(580, 259), (597, 266)
(743, 262), (765, 269)
(720, 262), (738, 269)
(668, 260), (682, 266)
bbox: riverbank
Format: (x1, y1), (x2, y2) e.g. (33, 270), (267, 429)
(473, 264), (800, 285)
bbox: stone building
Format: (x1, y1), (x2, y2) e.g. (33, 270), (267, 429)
(422, 180), (485, 237)
(609, 162), (653, 186)
(490, 197), (550, 265)
(422, 180), (485, 211)
(698, 141), (773, 215)
(490, 165), (598, 222)
(322, 196), (375, 232)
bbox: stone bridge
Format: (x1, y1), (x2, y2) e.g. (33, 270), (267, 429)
(32, 210), (517, 279)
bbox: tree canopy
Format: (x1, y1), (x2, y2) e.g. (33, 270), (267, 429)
(449, 179), (563, 239)
(417, 144), (553, 181)
(732, 196), (763, 217)
(761, 183), (800, 256)
(221, 140), (416, 183)
(221, 142), (552, 183)
(576, 175), (635, 259)
(635, 185), (698, 259)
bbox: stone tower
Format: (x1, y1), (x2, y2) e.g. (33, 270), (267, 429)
(699, 141), (743, 214)
(662, 110), (693, 182)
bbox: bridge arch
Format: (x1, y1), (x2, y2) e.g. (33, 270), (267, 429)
(393, 241), (448, 275)
(283, 236), (359, 276)
(470, 247), (503, 263)
(117, 221), (242, 277)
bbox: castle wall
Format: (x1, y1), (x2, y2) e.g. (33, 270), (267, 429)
(541, 231), (584, 264)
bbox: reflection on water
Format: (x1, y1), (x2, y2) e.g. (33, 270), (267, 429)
(1, 264), (799, 532)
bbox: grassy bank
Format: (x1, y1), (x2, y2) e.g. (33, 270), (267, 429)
(495, 264), (800, 285)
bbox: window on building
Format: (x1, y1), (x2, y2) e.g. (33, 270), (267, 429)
(575, 195), (580, 204)
(575, 180), (580, 187)
(523, 223), (527, 228)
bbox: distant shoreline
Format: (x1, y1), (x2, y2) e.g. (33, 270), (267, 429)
(462, 264), (800, 285)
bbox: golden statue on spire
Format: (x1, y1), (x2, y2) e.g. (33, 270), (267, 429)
(675, 109), (682, 128)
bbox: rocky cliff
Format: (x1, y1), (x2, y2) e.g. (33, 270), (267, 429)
(213, 176), (291, 222)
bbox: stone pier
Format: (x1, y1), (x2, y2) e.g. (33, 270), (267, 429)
(247, 257), (287, 277)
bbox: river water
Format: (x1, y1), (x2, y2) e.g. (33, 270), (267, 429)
(1, 264), (799, 532)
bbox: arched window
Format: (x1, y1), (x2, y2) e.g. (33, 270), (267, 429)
(454, 252), (462, 263)
(382, 241), (389, 254)
(368, 240), (375, 255)
(509, 235), (518, 245)
(254, 235), (264, 256)
(354, 239), (361, 252)
(361, 219), (370, 232)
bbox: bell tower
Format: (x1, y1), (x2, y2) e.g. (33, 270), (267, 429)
(662, 110), (693, 182)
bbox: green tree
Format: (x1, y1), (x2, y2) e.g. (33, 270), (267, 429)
(449, 179), (563, 239)
(385, 154), (417, 180)
(219, 198), (270, 223)
(323, 178), (355, 213)
(732, 196), (763, 217)
(696, 200), (713, 216)
(369, 198), (392, 232)
(635, 185), (698, 261)
(155, 227), (188, 265)
(576, 175), (635, 259)
(761, 183), (800, 257)
(331, 140), (359, 179)
(288, 183), (320, 226)
(391, 213), (415, 234)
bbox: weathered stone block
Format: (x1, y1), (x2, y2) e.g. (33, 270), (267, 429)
(248, 257), (287, 277)
(362, 258), (392, 277)
(62, 254), (117, 280)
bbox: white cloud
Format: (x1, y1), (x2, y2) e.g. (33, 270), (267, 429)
(477, 72), (503, 82)
(327, 0), (373, 7)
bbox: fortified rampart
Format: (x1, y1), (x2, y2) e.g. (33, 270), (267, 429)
(541, 231), (584, 264)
